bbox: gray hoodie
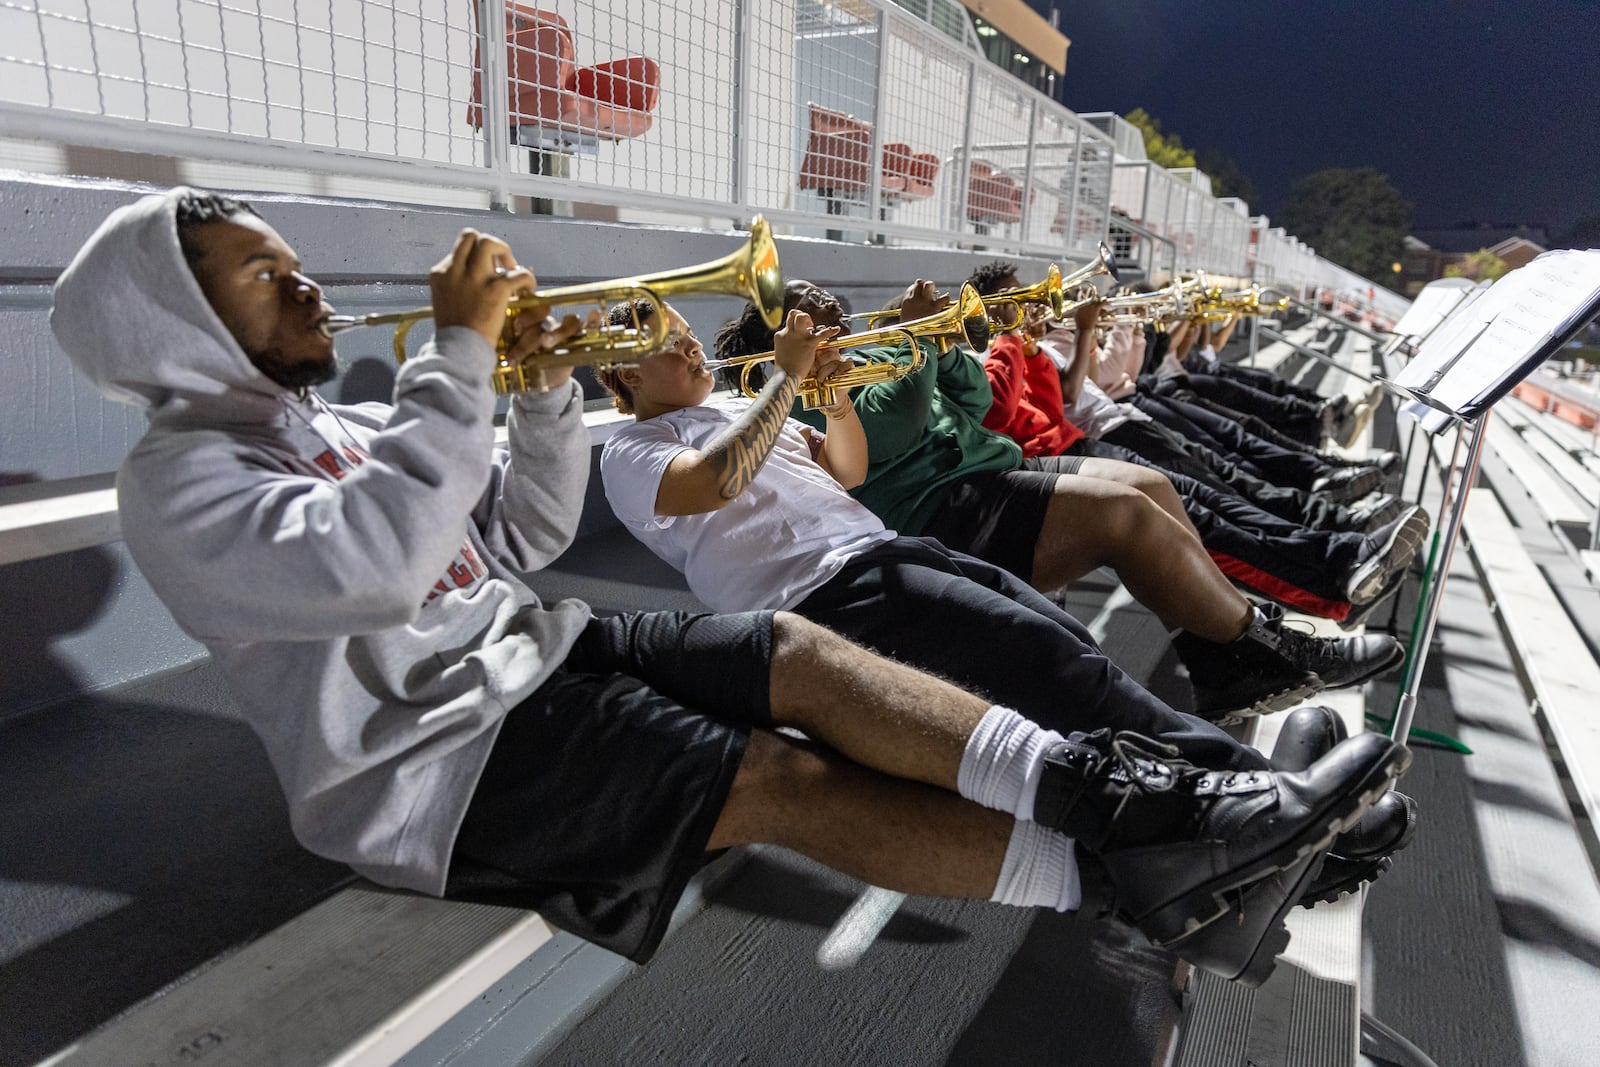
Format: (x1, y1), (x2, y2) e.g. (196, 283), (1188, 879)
(51, 189), (593, 894)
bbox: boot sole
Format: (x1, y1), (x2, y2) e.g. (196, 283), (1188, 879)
(1189, 848), (1328, 987)
(1298, 853), (1393, 908)
(1339, 563), (1415, 631)
(1347, 509), (1429, 604)
(1137, 742), (1413, 953)
(1335, 397), (1379, 450)
(1316, 468), (1383, 505)
(1300, 790), (1418, 905)
(1200, 678), (1323, 728)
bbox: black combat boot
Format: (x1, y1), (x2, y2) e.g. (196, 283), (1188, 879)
(1270, 705), (1420, 906)
(1174, 604), (1402, 723)
(1034, 728), (1411, 984)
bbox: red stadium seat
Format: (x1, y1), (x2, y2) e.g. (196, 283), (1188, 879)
(881, 143), (940, 203)
(797, 103), (874, 200)
(966, 160), (1022, 225)
(468, 4), (659, 149)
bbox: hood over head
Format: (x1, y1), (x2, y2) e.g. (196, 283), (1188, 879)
(51, 186), (285, 412)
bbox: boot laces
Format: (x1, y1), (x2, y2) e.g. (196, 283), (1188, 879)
(1273, 622), (1342, 674)
(1082, 729), (1195, 796)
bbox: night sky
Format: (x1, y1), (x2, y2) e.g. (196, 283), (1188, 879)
(1033, 0), (1599, 236)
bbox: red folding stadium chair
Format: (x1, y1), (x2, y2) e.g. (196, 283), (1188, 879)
(468, 4), (660, 149)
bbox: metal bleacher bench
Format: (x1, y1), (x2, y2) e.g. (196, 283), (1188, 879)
(12, 406), (716, 1067)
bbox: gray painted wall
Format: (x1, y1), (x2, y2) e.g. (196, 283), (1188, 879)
(1, 172), (1056, 714)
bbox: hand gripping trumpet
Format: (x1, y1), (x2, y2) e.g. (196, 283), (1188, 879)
(982, 240), (1120, 328)
(850, 241), (1119, 331)
(704, 284), (993, 411)
(318, 217), (785, 395)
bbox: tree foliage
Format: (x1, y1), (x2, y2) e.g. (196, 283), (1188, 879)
(1443, 248), (1510, 282)
(1556, 216), (1600, 250)
(1279, 167), (1413, 281)
(1124, 108), (1198, 171)
(1197, 149), (1258, 207)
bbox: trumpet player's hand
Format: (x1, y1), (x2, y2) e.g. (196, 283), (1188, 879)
(1023, 302), (1054, 339)
(773, 309), (840, 380)
(1072, 299), (1099, 335)
(813, 351), (857, 419)
(502, 310), (600, 391)
(430, 229), (537, 349)
(899, 279), (946, 323)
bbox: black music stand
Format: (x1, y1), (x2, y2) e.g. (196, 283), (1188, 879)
(1380, 250), (1600, 745)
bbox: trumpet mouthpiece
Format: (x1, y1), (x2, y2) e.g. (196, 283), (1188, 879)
(317, 315), (361, 340)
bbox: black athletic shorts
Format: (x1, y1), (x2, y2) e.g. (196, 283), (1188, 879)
(444, 609), (774, 963)
(921, 454), (1086, 581)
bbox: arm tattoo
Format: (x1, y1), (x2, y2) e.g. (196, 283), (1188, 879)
(704, 370), (800, 500)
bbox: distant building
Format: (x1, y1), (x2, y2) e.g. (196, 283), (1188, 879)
(890, 0), (1070, 101)
(1399, 224), (1548, 295)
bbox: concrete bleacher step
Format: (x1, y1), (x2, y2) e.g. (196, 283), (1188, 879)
(1501, 395), (1600, 499)
(1497, 402), (1600, 507)
(39, 886), (555, 1067)
(1462, 480), (1600, 836)
(0, 472), (119, 567)
(1484, 420), (1592, 531)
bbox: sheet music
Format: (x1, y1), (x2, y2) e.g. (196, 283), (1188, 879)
(1394, 249), (1600, 419)
(1391, 279), (1476, 341)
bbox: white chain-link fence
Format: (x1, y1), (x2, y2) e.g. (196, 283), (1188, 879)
(1, 0), (1397, 296)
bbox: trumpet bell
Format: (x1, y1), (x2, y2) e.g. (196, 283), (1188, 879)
(984, 242), (1118, 329)
(319, 217), (785, 395)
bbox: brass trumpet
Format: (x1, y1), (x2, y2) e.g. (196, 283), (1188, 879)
(852, 241), (1119, 332)
(704, 284), (991, 410)
(984, 240), (1120, 328)
(319, 217), (785, 395)
(1096, 280), (1190, 326)
(1191, 284), (1291, 322)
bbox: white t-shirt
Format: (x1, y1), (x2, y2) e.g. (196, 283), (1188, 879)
(601, 397), (896, 612)
(1037, 339), (1152, 440)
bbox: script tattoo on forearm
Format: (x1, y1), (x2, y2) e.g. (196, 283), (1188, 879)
(705, 370), (800, 500)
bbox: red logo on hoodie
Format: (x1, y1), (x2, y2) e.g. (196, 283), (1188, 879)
(300, 445), (488, 606)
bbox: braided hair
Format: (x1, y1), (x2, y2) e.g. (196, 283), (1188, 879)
(713, 297), (788, 392)
(174, 191), (260, 265)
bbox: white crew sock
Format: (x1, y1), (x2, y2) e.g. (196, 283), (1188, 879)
(957, 705), (1063, 822)
(989, 820), (1082, 912)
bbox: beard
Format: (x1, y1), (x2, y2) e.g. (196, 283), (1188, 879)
(249, 346), (340, 391)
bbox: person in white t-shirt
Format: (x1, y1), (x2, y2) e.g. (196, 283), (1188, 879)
(595, 297), (1415, 945)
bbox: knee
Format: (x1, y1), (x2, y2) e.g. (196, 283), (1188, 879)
(1128, 465), (1178, 504)
(1098, 483), (1161, 547)
(714, 729), (849, 849)
(771, 610), (833, 657)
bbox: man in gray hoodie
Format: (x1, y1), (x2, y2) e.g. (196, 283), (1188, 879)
(51, 188), (1407, 985)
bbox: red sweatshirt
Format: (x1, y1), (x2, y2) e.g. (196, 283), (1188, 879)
(980, 333), (1084, 457)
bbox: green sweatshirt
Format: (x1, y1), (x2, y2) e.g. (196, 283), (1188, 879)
(796, 337), (1023, 534)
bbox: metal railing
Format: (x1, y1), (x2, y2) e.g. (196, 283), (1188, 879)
(0, 0), (1402, 301)
(0, 0), (1111, 261)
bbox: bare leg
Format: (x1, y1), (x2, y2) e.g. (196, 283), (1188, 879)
(767, 612), (994, 791)
(708, 730), (1011, 898)
(1074, 456), (1203, 544)
(1029, 474), (1253, 643)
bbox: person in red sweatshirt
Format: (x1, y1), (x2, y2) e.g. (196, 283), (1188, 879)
(979, 289), (1092, 457)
